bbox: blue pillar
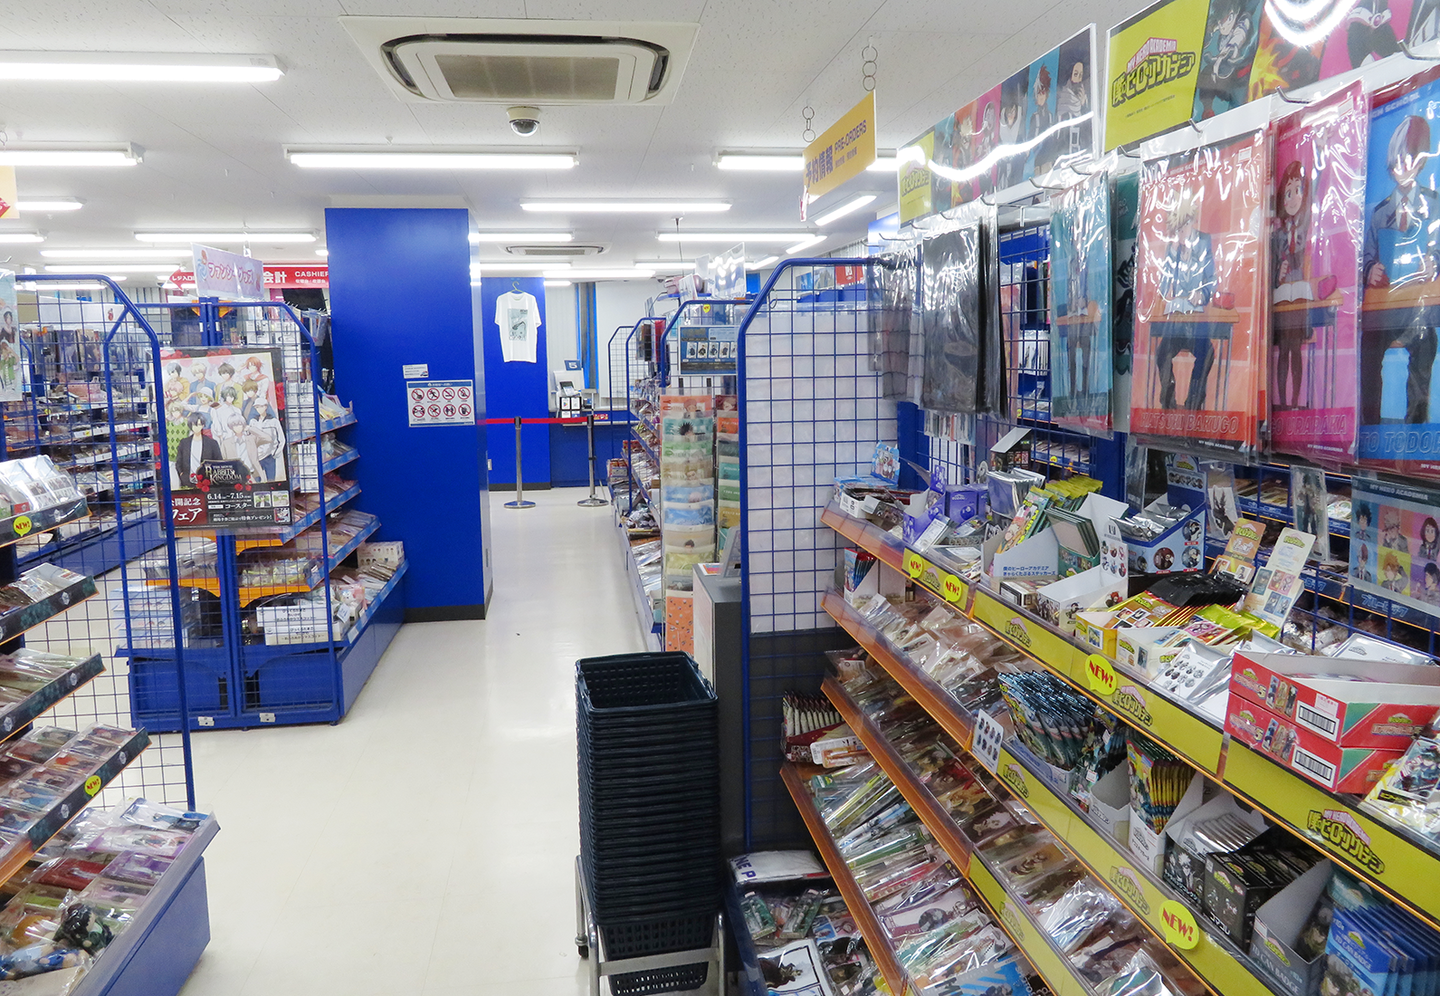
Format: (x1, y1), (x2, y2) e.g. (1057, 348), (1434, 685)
(325, 207), (492, 620)
(480, 276), (550, 487)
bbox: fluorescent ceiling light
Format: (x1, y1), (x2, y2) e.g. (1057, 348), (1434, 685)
(814, 194), (877, 228)
(544, 279), (573, 287)
(0, 233), (44, 244)
(470, 261), (562, 275)
(315, 248), (328, 257)
(136, 232), (315, 244)
(45, 264), (172, 274)
(715, 151), (898, 173)
(471, 232), (573, 243)
(16, 199), (81, 212)
(42, 248), (186, 259)
(716, 152), (804, 171)
(19, 279), (124, 290)
(287, 147), (577, 170)
(522, 201), (730, 214)
(0, 51), (282, 82)
(555, 267), (655, 279)
(753, 256), (778, 268)
(657, 232), (811, 244)
(0, 146), (139, 167)
(786, 235), (826, 255)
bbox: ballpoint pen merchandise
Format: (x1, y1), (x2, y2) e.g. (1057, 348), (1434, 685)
(1050, 170), (1115, 434)
(1359, 70), (1440, 474)
(1269, 84), (1367, 465)
(921, 224), (986, 414)
(1132, 127), (1271, 459)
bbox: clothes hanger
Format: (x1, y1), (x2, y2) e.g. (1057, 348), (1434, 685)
(512, 279), (521, 292)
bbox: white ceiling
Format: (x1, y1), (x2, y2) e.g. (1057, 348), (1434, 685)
(0, 0), (1142, 282)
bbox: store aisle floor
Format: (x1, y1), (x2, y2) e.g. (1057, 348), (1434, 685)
(179, 488), (654, 996)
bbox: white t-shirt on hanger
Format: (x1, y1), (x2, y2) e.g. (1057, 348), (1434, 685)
(495, 290), (542, 363)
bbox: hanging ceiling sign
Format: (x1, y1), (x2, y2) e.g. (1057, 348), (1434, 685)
(1104, 0), (1440, 151)
(0, 168), (15, 220)
(168, 264), (328, 290)
(191, 244), (265, 301)
(897, 26), (1097, 224)
(803, 90), (877, 210)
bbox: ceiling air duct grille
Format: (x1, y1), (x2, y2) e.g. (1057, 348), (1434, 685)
(341, 20), (697, 105)
(506, 244), (605, 257)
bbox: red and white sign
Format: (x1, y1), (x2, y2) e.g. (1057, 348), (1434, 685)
(168, 263), (329, 291)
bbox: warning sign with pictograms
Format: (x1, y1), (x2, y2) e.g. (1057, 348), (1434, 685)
(406, 379), (474, 427)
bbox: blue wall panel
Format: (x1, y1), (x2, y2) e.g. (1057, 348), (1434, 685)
(326, 207), (491, 618)
(480, 276), (550, 486)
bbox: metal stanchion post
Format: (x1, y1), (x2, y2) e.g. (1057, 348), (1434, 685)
(578, 411), (608, 507)
(504, 416), (535, 509)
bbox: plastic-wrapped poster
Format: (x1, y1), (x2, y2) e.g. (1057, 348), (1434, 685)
(1112, 171), (1140, 434)
(1246, 10), (1324, 100)
(0, 271), (18, 403)
(1350, 477), (1440, 617)
(1024, 48), (1061, 178)
(1193, 0), (1264, 120)
(1358, 73), (1440, 474)
(996, 68), (1031, 192)
(920, 224), (983, 414)
(164, 345), (291, 530)
(1051, 33), (1095, 170)
(866, 249), (915, 400)
(1133, 128), (1270, 458)
(968, 87), (1002, 202)
(932, 114), (957, 216)
(1269, 83), (1366, 465)
(1049, 171), (1114, 434)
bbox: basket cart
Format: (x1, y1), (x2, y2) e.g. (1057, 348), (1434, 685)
(574, 652), (723, 995)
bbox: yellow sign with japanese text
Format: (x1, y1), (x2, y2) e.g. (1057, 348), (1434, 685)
(1103, 0), (1209, 150)
(804, 91), (876, 206)
(897, 129), (934, 223)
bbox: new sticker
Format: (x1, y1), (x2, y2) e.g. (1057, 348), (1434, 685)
(1086, 654), (1117, 696)
(12, 515), (31, 537)
(1159, 900), (1199, 949)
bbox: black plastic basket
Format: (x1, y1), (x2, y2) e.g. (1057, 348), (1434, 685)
(609, 964), (709, 996)
(599, 911), (714, 959)
(577, 653), (715, 724)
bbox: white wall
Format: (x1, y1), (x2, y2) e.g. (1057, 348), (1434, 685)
(594, 280), (660, 405)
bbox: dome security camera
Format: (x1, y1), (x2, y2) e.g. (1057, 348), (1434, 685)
(507, 106), (541, 137)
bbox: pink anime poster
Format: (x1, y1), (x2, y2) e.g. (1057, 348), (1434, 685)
(1269, 83), (1367, 465)
(967, 86), (1002, 202)
(1319, 0), (1414, 78)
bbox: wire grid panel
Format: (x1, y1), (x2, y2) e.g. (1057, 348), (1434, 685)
(741, 263), (898, 636)
(11, 289), (193, 809)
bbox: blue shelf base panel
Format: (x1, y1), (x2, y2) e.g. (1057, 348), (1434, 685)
(123, 568), (408, 731)
(74, 818), (218, 996)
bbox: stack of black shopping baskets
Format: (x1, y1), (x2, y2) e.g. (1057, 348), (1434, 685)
(576, 651), (721, 996)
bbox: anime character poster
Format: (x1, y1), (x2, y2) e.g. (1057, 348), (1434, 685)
(932, 113), (958, 216)
(1050, 171), (1115, 433)
(1112, 172), (1140, 434)
(1320, 0), (1412, 76)
(1025, 48), (1062, 177)
(0, 271), (20, 403)
(164, 346), (291, 530)
(1194, 0), (1264, 119)
(968, 87), (1002, 201)
(1269, 83), (1366, 466)
(1105, 0), (1212, 150)
(1132, 127), (1270, 458)
(1053, 34), (1095, 167)
(1358, 73), (1440, 474)
(1246, 6), (1325, 100)
(1350, 478), (1440, 615)
(996, 68), (1031, 193)
(921, 224), (984, 413)
(1410, 0), (1440, 54)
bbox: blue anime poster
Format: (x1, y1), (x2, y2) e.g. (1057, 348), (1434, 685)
(1050, 172), (1115, 434)
(1024, 48), (1061, 177)
(1358, 74), (1440, 475)
(932, 113), (957, 216)
(995, 67), (1031, 193)
(1194, 0), (1264, 120)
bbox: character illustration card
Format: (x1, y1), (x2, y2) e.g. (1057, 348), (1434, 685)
(1358, 73), (1440, 473)
(921, 224), (984, 414)
(1049, 170), (1114, 434)
(1132, 127), (1270, 458)
(1269, 83), (1366, 466)
(1350, 478), (1440, 615)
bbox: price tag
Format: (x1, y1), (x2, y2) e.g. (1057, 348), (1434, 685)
(971, 710), (1004, 773)
(1085, 653), (1118, 696)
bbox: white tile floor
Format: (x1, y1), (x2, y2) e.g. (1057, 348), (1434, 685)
(177, 488), (658, 996)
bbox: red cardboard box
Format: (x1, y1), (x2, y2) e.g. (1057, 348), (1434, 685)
(1224, 695), (1402, 794)
(1229, 651), (1440, 748)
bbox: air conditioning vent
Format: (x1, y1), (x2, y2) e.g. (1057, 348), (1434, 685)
(506, 244), (606, 257)
(341, 18), (697, 105)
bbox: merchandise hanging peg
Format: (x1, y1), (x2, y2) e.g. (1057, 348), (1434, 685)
(577, 409), (608, 508)
(505, 416), (535, 509)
